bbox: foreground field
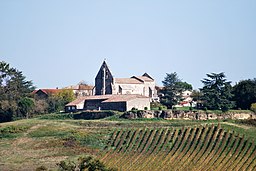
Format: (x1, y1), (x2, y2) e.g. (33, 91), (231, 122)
(0, 114), (256, 170)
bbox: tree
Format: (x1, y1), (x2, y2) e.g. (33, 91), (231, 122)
(78, 80), (88, 85)
(200, 72), (234, 111)
(55, 89), (75, 105)
(190, 90), (202, 102)
(47, 95), (63, 113)
(177, 81), (193, 91)
(48, 89), (75, 113)
(251, 103), (256, 113)
(32, 99), (49, 114)
(18, 97), (35, 119)
(232, 79), (256, 110)
(0, 61), (35, 122)
(160, 72), (192, 109)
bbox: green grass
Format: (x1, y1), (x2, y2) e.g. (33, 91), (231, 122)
(36, 113), (76, 120)
(220, 123), (256, 142)
(175, 106), (191, 110)
(28, 125), (74, 138)
(0, 122), (33, 139)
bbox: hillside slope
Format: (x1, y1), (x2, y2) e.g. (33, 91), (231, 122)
(0, 116), (256, 170)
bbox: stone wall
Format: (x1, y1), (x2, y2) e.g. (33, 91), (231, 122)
(85, 99), (104, 110)
(74, 111), (115, 120)
(101, 102), (127, 112)
(127, 98), (151, 111)
(121, 110), (255, 120)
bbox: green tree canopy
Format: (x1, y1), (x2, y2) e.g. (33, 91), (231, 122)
(190, 90), (202, 102)
(160, 72), (192, 109)
(55, 89), (75, 104)
(232, 79), (256, 110)
(0, 61), (35, 122)
(18, 97), (35, 118)
(48, 89), (75, 113)
(176, 81), (193, 91)
(200, 72), (234, 111)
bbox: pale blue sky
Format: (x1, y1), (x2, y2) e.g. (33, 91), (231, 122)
(1, 0), (255, 89)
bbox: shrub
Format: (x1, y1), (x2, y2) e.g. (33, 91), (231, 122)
(237, 119), (256, 126)
(151, 102), (167, 110)
(57, 156), (117, 171)
(144, 107), (148, 110)
(251, 103), (256, 113)
(35, 166), (48, 171)
(57, 160), (76, 171)
(221, 105), (229, 112)
(0, 125), (29, 134)
(131, 107), (138, 111)
(0, 125), (30, 138)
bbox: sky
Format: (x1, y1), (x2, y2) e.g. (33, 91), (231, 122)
(0, 0), (256, 89)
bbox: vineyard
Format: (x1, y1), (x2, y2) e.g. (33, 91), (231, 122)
(100, 125), (256, 171)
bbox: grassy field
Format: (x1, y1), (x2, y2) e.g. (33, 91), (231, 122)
(0, 113), (256, 170)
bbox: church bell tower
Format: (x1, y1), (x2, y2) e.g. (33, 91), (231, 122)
(95, 60), (113, 95)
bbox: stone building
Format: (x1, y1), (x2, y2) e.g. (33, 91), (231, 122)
(64, 84), (95, 97)
(65, 61), (157, 112)
(95, 61), (158, 99)
(33, 89), (62, 99)
(65, 94), (150, 112)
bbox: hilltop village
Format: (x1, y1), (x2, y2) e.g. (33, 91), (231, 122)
(31, 60), (256, 120)
(1, 61), (256, 171)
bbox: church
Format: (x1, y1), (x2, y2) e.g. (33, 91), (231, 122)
(65, 61), (157, 112)
(95, 61), (158, 99)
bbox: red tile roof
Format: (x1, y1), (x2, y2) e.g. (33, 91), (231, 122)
(65, 94), (149, 106)
(33, 89), (62, 95)
(65, 97), (87, 106)
(102, 94), (149, 103)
